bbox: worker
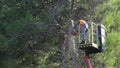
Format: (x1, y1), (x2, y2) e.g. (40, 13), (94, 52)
(73, 19), (89, 44)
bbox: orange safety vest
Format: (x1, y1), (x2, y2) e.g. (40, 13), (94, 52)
(79, 20), (87, 29)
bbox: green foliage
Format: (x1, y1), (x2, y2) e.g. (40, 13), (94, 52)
(0, 0), (120, 68)
(104, 32), (120, 68)
(0, 0), (57, 68)
(93, 0), (120, 68)
(0, 34), (7, 51)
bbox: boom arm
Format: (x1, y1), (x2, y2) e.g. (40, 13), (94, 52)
(83, 55), (92, 68)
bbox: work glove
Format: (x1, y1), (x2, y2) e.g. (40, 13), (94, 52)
(85, 29), (88, 32)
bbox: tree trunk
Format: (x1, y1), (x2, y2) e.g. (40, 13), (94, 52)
(67, 20), (78, 68)
(60, 31), (68, 68)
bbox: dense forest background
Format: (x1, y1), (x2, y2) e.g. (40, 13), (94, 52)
(0, 0), (120, 68)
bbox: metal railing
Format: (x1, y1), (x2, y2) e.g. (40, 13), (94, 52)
(77, 21), (98, 45)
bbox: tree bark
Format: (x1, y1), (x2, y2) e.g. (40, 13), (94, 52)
(60, 31), (68, 68)
(67, 20), (78, 68)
